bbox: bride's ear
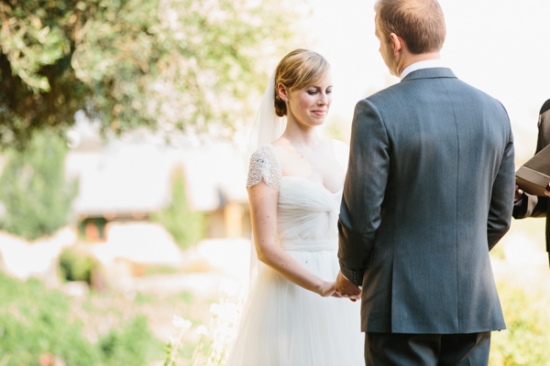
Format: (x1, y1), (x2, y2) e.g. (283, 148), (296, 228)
(277, 83), (289, 102)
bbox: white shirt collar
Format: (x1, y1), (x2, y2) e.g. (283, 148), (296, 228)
(400, 59), (447, 80)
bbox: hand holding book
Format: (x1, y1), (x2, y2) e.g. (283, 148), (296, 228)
(515, 144), (550, 197)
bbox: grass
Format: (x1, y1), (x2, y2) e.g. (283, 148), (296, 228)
(489, 281), (550, 365)
(488, 217), (550, 365)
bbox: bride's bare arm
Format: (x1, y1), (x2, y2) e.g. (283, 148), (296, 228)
(248, 181), (336, 297)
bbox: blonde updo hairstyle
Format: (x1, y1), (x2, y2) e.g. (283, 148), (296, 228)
(274, 49), (330, 117)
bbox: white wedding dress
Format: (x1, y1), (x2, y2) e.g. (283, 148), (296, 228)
(226, 143), (364, 366)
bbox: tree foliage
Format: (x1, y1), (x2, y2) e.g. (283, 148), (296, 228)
(0, 0), (89, 149)
(0, 130), (77, 240)
(0, 0), (300, 149)
(151, 171), (204, 250)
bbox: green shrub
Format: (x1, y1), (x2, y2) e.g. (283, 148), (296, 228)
(0, 271), (100, 365)
(99, 315), (162, 366)
(151, 172), (205, 250)
(0, 271), (163, 365)
(58, 248), (94, 284)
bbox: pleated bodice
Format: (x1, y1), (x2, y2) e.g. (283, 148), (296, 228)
(278, 176), (342, 251)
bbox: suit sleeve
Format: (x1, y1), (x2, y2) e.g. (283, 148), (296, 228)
(513, 192), (547, 219)
(338, 99), (389, 286)
(487, 126), (515, 250)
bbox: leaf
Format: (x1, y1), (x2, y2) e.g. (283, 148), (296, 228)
(0, 0), (305, 149)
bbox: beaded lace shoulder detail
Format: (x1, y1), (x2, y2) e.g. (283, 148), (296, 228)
(246, 144), (282, 190)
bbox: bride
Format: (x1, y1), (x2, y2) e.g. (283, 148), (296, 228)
(226, 49), (364, 365)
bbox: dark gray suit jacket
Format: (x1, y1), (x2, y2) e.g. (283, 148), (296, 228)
(513, 99), (550, 256)
(338, 68), (515, 334)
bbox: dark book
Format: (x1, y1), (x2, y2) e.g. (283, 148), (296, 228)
(516, 143), (550, 196)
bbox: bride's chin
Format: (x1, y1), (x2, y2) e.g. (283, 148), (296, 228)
(295, 116), (326, 128)
(309, 115), (327, 124)
(305, 121), (324, 128)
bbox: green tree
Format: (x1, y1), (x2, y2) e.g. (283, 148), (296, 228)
(0, 0), (91, 149)
(0, 0), (300, 149)
(0, 130), (77, 240)
(152, 171), (204, 250)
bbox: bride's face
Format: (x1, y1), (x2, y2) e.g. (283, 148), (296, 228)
(287, 72), (333, 128)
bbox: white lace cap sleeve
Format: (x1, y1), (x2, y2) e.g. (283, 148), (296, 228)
(246, 145), (282, 190)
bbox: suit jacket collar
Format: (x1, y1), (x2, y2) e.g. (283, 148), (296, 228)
(401, 67), (456, 82)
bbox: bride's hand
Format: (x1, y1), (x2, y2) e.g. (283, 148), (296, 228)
(317, 281), (337, 297)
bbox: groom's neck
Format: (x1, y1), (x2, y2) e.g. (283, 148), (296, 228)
(396, 51), (442, 77)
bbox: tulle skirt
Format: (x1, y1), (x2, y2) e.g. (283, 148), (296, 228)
(226, 249), (364, 366)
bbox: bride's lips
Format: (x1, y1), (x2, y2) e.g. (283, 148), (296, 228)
(311, 109), (327, 116)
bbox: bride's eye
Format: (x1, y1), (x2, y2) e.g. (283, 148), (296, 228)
(326, 88), (333, 94)
(307, 89), (317, 95)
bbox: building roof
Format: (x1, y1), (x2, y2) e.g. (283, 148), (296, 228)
(65, 134), (248, 217)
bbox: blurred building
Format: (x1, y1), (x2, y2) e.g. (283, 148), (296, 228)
(65, 125), (251, 243)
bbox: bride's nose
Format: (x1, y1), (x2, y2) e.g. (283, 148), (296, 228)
(317, 93), (328, 105)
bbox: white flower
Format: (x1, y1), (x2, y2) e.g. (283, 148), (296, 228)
(196, 325), (208, 336)
(169, 336), (179, 345)
(219, 279), (239, 297)
(172, 315), (192, 331)
(210, 303), (220, 316)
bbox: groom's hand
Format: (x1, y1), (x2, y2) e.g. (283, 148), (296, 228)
(514, 184), (523, 202)
(335, 271), (361, 302)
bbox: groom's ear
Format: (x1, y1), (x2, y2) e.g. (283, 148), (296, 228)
(390, 33), (403, 57)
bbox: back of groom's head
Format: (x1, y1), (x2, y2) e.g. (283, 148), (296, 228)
(375, 0), (446, 55)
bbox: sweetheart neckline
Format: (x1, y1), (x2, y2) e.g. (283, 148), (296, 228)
(280, 175), (343, 195)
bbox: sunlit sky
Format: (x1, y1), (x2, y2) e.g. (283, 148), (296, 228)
(299, 0), (550, 162)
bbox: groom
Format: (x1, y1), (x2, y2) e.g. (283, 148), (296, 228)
(335, 0), (515, 364)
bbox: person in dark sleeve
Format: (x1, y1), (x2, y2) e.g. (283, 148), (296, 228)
(513, 99), (550, 266)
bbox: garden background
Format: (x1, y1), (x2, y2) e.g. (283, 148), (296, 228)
(1, 0), (550, 365)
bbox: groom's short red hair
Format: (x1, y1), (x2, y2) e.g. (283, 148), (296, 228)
(375, 0), (446, 54)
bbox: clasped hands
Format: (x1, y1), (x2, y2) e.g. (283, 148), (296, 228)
(335, 271), (361, 301)
(319, 271), (361, 302)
